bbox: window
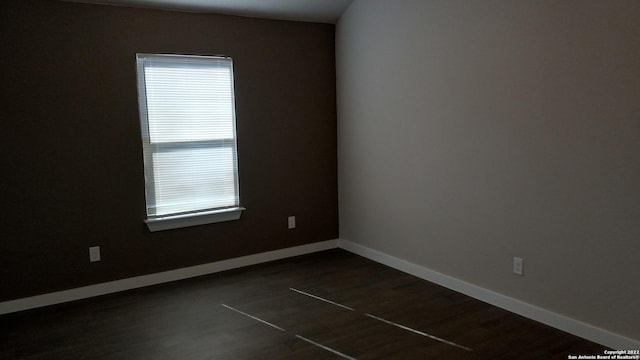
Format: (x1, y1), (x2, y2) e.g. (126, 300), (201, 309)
(136, 54), (244, 232)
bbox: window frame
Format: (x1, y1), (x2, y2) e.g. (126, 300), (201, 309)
(136, 53), (244, 232)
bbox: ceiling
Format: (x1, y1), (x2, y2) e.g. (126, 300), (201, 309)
(62, 0), (354, 23)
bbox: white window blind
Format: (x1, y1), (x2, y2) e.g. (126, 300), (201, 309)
(136, 54), (241, 226)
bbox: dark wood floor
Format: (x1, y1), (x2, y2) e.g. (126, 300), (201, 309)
(1, 249), (608, 359)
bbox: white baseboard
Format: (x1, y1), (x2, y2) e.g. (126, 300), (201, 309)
(337, 239), (639, 350)
(0, 240), (339, 315)
(3, 238), (637, 350)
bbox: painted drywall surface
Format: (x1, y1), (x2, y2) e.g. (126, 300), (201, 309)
(337, 0), (639, 340)
(0, 0), (337, 301)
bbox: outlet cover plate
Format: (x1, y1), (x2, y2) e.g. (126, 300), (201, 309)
(89, 246), (101, 262)
(513, 256), (523, 276)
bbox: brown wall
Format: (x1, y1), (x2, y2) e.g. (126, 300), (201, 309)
(0, 0), (338, 301)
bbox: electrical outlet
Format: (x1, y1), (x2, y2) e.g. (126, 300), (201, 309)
(89, 246), (101, 262)
(287, 216), (296, 229)
(513, 257), (523, 276)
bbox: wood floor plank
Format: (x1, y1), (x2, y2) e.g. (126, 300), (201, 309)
(0, 249), (609, 359)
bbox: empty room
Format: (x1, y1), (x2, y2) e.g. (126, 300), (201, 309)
(1, 0), (638, 358)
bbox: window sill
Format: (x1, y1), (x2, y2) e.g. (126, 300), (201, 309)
(145, 207), (245, 232)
